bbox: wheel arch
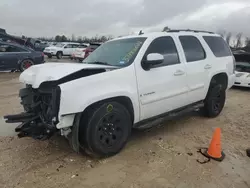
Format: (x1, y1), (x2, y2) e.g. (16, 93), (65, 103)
(82, 96), (135, 124)
(67, 96), (135, 154)
(57, 51), (63, 55)
(18, 58), (35, 71)
(209, 72), (228, 90)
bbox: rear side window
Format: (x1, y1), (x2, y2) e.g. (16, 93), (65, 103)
(0, 44), (27, 52)
(89, 44), (100, 49)
(144, 36), (180, 67)
(179, 36), (206, 62)
(203, 36), (232, 57)
(79, 44), (87, 48)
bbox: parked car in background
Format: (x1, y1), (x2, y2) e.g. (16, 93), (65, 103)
(70, 43), (89, 60)
(233, 50), (250, 62)
(0, 41), (44, 72)
(81, 42), (102, 61)
(43, 42), (80, 59)
(234, 61), (250, 88)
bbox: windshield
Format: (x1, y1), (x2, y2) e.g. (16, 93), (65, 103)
(55, 43), (65, 47)
(83, 37), (146, 67)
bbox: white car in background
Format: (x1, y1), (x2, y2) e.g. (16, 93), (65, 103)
(234, 61), (250, 88)
(43, 42), (80, 59)
(71, 43), (89, 61)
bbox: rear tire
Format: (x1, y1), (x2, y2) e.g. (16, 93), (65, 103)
(19, 59), (34, 72)
(47, 54), (52, 59)
(56, 52), (63, 59)
(201, 84), (226, 118)
(79, 102), (132, 158)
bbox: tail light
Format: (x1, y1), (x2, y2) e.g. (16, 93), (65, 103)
(42, 52), (44, 57)
(84, 48), (93, 59)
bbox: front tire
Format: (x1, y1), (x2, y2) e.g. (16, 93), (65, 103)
(79, 102), (132, 158)
(56, 52), (62, 59)
(201, 84), (226, 118)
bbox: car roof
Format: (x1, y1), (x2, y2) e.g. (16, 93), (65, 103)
(0, 41), (32, 51)
(110, 31), (220, 41)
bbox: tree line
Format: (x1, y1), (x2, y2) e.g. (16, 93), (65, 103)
(217, 30), (250, 48)
(38, 34), (113, 43)
(37, 27), (250, 50)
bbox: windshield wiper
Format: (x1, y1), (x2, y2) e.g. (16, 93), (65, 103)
(85, 61), (110, 66)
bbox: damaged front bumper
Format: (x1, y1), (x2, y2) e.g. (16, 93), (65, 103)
(4, 112), (57, 140)
(4, 84), (61, 140)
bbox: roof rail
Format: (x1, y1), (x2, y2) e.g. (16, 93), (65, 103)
(167, 29), (214, 34)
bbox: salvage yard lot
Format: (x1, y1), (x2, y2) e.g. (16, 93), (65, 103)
(0, 60), (250, 188)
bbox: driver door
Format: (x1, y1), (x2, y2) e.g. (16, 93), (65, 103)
(135, 36), (189, 120)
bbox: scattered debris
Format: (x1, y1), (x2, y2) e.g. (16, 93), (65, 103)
(246, 148), (250, 158)
(56, 165), (64, 172)
(149, 150), (156, 156)
(187, 152), (193, 156)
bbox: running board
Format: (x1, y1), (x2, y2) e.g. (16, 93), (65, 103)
(134, 101), (204, 130)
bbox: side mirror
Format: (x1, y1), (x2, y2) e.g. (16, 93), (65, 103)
(64, 46), (67, 49)
(142, 53), (164, 70)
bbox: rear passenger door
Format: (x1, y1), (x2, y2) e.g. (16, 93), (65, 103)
(178, 35), (211, 103)
(136, 36), (189, 120)
(63, 44), (73, 55)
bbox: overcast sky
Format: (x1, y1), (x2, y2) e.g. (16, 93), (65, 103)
(0, 0), (250, 38)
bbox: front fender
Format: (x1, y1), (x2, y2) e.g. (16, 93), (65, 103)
(58, 67), (140, 123)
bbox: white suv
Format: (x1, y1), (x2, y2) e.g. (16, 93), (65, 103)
(5, 30), (235, 157)
(43, 42), (80, 59)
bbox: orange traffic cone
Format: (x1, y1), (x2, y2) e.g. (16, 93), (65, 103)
(204, 128), (225, 161)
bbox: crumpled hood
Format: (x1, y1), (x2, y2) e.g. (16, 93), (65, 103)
(19, 63), (116, 88)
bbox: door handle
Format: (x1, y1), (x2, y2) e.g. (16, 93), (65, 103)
(174, 70), (185, 76)
(204, 64), (212, 69)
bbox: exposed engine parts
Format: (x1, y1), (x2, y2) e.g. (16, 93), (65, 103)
(4, 84), (60, 140)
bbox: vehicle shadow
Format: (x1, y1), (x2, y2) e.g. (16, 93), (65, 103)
(130, 111), (200, 144)
(231, 86), (250, 92)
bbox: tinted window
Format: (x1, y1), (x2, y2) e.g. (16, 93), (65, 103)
(179, 36), (206, 62)
(72, 44), (79, 48)
(0, 44), (27, 52)
(89, 44), (101, 49)
(79, 44), (87, 48)
(65, 44), (73, 48)
(145, 36), (179, 67)
(203, 36), (232, 57)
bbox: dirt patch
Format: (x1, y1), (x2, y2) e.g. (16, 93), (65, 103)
(0, 71), (250, 188)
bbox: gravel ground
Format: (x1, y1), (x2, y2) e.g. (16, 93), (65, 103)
(0, 61), (250, 188)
